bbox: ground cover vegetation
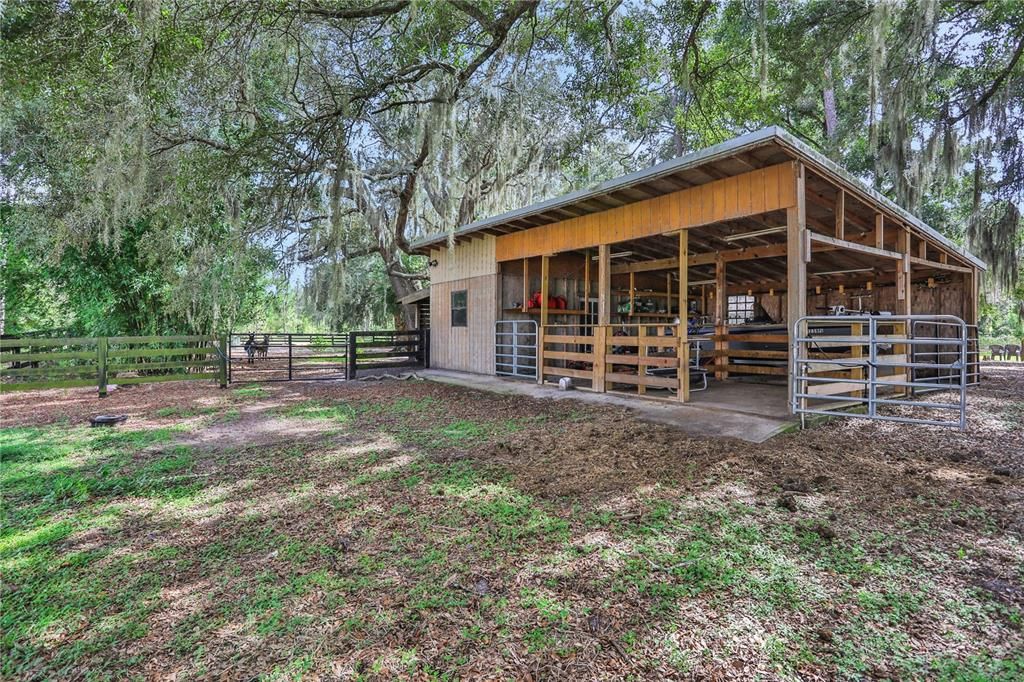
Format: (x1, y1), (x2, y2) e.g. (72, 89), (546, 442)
(1, 0), (1021, 337)
(1, 368), (1022, 679)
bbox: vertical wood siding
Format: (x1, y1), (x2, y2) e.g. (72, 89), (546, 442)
(429, 274), (497, 374)
(494, 162), (798, 261)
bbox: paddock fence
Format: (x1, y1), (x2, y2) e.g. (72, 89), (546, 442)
(0, 335), (227, 396)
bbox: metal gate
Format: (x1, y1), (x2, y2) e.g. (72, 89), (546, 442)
(495, 320), (537, 379)
(229, 333), (348, 383)
(791, 315), (968, 430)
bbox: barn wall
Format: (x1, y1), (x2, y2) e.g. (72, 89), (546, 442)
(428, 236), (498, 374)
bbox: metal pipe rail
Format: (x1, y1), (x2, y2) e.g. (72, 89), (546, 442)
(495, 320), (538, 380)
(791, 315), (968, 430)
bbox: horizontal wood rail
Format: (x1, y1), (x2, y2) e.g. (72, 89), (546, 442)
(540, 323), (688, 401)
(1, 334), (228, 396)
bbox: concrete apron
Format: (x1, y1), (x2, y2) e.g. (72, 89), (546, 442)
(419, 369), (797, 444)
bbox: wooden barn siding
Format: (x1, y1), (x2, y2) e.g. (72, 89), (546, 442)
(495, 162), (798, 261)
(427, 236), (498, 374)
(429, 275), (497, 374)
(430, 235), (497, 283)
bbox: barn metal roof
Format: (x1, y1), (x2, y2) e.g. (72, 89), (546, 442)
(410, 126), (985, 270)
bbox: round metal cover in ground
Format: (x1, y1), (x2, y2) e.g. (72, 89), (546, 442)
(90, 415), (128, 427)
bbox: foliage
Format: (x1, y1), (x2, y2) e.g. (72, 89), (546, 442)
(1, 1), (1021, 331)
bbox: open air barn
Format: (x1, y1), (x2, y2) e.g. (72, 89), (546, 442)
(410, 127), (985, 418)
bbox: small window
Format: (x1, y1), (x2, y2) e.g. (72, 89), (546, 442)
(451, 290), (467, 327)
(727, 295), (755, 325)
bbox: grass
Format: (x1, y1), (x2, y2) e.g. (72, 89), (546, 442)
(1, 382), (1021, 679)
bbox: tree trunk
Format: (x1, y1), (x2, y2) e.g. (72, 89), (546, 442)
(823, 62), (838, 143)
(388, 270), (419, 329)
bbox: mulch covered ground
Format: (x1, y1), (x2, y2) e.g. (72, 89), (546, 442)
(1, 365), (1021, 680)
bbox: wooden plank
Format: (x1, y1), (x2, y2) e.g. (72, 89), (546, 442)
(542, 365), (593, 380)
(807, 232), (903, 260)
(874, 213), (885, 249)
(544, 334), (598, 345)
(543, 350), (595, 363)
(0, 337), (96, 349)
(108, 335), (215, 344)
(0, 378), (98, 392)
(1, 350), (97, 363)
(909, 256), (971, 273)
(807, 380), (864, 396)
(603, 354), (678, 368)
(538, 255), (549, 384)
(592, 326), (607, 392)
(679, 229), (689, 402)
(0, 365), (97, 378)
(605, 336), (678, 347)
(605, 371), (679, 389)
(597, 245), (611, 325)
(107, 347), (218, 359)
(835, 188), (845, 240)
(724, 363), (788, 376)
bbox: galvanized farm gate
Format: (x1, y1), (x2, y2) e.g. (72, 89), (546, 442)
(791, 315), (970, 430)
(495, 320), (537, 379)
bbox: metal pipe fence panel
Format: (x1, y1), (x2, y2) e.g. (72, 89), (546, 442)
(791, 315), (968, 430)
(495, 320), (537, 379)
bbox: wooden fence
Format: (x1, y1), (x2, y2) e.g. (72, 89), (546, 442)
(0, 335), (227, 396)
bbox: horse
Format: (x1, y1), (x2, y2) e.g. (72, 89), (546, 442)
(243, 333), (270, 364)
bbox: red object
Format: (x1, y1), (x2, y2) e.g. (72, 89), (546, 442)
(556, 295), (567, 309)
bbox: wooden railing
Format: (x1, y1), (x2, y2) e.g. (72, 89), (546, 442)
(540, 323), (689, 401)
(1, 335), (227, 396)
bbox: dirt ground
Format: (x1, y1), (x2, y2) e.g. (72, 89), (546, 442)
(1, 365), (1022, 680)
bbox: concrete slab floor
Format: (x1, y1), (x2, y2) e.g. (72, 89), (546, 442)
(419, 369), (796, 443)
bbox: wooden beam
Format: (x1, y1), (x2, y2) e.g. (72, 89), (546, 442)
(597, 244), (611, 325)
(908, 256), (971, 273)
(679, 230), (689, 402)
(835, 189), (845, 240)
(898, 229), (911, 316)
(787, 164), (807, 411)
(874, 213), (885, 250)
(808, 232), (903, 260)
(521, 258), (528, 312)
(583, 250), (590, 312)
(538, 255), (549, 384)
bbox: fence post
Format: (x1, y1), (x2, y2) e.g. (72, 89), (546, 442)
(97, 337), (108, 397)
(422, 328), (430, 368)
(347, 331), (357, 380)
(218, 334), (228, 388)
(288, 333), (293, 381)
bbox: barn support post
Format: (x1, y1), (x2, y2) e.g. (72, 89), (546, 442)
(678, 229), (690, 402)
(537, 254), (549, 385)
(787, 163), (808, 412)
(97, 336), (108, 397)
(714, 255), (727, 380)
(597, 244), (611, 325)
(218, 334), (228, 388)
(287, 333), (293, 381)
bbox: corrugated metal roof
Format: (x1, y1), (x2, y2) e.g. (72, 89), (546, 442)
(410, 126), (985, 270)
